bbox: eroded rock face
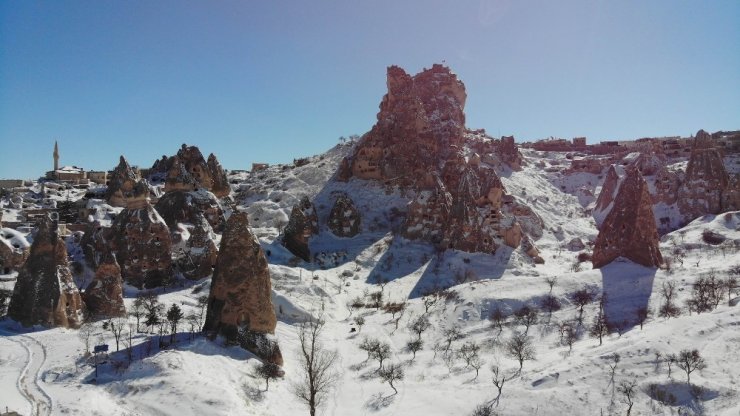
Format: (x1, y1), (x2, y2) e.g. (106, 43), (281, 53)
(678, 130), (731, 222)
(83, 250), (125, 318)
(8, 216), (85, 328)
(282, 196), (318, 261)
(0, 228), (30, 273)
(106, 156), (148, 208)
(162, 145), (230, 197)
(593, 165), (620, 227)
(203, 212), (282, 365)
(181, 215), (218, 280)
(155, 189), (225, 232)
(592, 167), (663, 268)
(652, 166), (682, 205)
(629, 151), (666, 176)
(327, 193), (361, 237)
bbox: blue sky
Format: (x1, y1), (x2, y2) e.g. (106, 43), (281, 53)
(1, 1), (738, 179)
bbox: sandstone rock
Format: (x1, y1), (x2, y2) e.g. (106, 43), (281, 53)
(155, 189), (225, 232)
(403, 175), (452, 244)
(106, 156), (148, 208)
(652, 166), (682, 205)
(8, 216), (86, 328)
(678, 130), (731, 222)
(592, 167), (663, 268)
(180, 214), (218, 280)
(629, 151), (666, 176)
(207, 153), (230, 198)
(203, 212), (282, 365)
(0, 227), (30, 273)
(593, 165), (620, 227)
(83, 250), (125, 318)
(327, 193), (361, 237)
(282, 196), (318, 261)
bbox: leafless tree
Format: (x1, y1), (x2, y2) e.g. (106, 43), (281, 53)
(635, 306), (651, 330)
(607, 353), (620, 386)
(658, 281), (681, 318)
(666, 353), (677, 378)
(505, 333), (535, 373)
(78, 322), (96, 354)
(675, 349), (706, 385)
(256, 361), (282, 391)
(617, 379), (637, 416)
(488, 307), (508, 334)
(563, 324), (578, 353)
(292, 318), (339, 416)
(354, 316), (365, 332)
(442, 325), (464, 354)
(105, 317), (127, 352)
(379, 362), (404, 395)
(491, 365), (513, 406)
(129, 294), (146, 332)
(406, 339), (423, 361)
(514, 305), (538, 335)
(545, 277), (558, 294)
(372, 342), (392, 370)
(540, 295), (561, 323)
(589, 307), (610, 346)
(568, 288), (596, 325)
(359, 337), (380, 362)
(409, 315), (432, 340)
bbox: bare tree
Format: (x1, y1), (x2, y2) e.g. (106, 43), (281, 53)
(359, 337), (380, 362)
(617, 379), (637, 416)
(372, 342), (392, 370)
(488, 307), (508, 334)
(568, 288), (596, 325)
(422, 292), (439, 314)
(378, 362), (404, 395)
(563, 324), (579, 354)
(292, 318), (338, 416)
(545, 277), (558, 294)
(354, 316), (365, 332)
(607, 353), (620, 386)
(442, 325), (464, 354)
(78, 322), (96, 354)
(105, 317), (127, 352)
(540, 295), (561, 323)
(409, 315), (432, 340)
(406, 339), (423, 361)
(675, 349), (706, 385)
(658, 281), (681, 318)
(491, 365), (513, 406)
(129, 294), (146, 332)
(513, 306), (538, 335)
(635, 306), (651, 330)
(589, 307), (610, 346)
(666, 353), (677, 378)
(505, 333), (535, 373)
(256, 361), (282, 391)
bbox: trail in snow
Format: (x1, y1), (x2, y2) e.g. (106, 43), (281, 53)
(0, 330), (53, 416)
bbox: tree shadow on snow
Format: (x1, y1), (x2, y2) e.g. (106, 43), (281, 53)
(599, 260), (657, 332)
(364, 392), (396, 411)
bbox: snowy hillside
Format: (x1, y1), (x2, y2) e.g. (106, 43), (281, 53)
(1, 143), (739, 416)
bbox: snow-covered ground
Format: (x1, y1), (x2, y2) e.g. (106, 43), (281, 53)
(1, 146), (739, 416)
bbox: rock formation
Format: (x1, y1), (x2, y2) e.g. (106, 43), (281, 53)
(162, 145), (230, 197)
(180, 214), (218, 280)
(155, 189), (225, 232)
(652, 166), (682, 205)
(592, 167), (663, 268)
(282, 196), (319, 261)
(203, 212), (282, 365)
(0, 227), (30, 274)
(82, 250), (125, 318)
(677, 130), (733, 222)
(7, 216), (85, 328)
(105, 156), (148, 208)
(593, 165), (620, 226)
(327, 193), (361, 237)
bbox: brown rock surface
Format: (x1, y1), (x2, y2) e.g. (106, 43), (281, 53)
(282, 196), (318, 261)
(203, 212), (282, 365)
(207, 153), (231, 198)
(162, 145), (230, 197)
(593, 165), (620, 226)
(0, 228), (30, 273)
(678, 130), (731, 222)
(155, 189), (225, 232)
(105, 156), (148, 208)
(8, 216), (86, 328)
(83, 250), (125, 318)
(327, 193), (361, 237)
(180, 215), (218, 280)
(592, 167), (663, 268)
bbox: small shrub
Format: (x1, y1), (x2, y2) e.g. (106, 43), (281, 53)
(702, 229), (725, 245)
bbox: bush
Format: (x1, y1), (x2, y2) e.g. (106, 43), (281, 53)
(702, 229), (726, 245)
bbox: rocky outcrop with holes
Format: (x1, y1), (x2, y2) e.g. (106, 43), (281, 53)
(106, 156), (149, 208)
(82, 250), (125, 318)
(203, 212), (282, 365)
(327, 193), (361, 237)
(592, 167), (663, 268)
(7, 216), (86, 328)
(282, 196), (319, 261)
(180, 214), (218, 280)
(155, 189), (225, 232)
(163, 145), (230, 197)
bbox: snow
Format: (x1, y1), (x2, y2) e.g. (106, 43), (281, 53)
(1, 144), (739, 416)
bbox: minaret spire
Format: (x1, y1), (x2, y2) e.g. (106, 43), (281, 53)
(53, 140), (59, 171)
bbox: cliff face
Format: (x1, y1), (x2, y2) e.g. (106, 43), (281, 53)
(106, 156), (148, 208)
(593, 165), (620, 227)
(83, 250), (125, 318)
(203, 212), (282, 365)
(282, 196), (319, 261)
(162, 145), (230, 198)
(592, 167), (663, 268)
(8, 216), (86, 328)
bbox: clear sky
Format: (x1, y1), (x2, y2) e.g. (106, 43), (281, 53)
(1, 1), (738, 179)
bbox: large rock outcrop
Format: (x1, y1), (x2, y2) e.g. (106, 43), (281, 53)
(7, 216), (85, 328)
(154, 189), (225, 232)
(593, 165), (620, 226)
(327, 193), (361, 237)
(592, 167), (663, 268)
(179, 214), (218, 280)
(105, 156), (148, 208)
(282, 196), (318, 261)
(203, 212), (282, 365)
(162, 145), (230, 198)
(0, 228), (30, 273)
(677, 130), (733, 222)
(83, 250), (125, 318)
